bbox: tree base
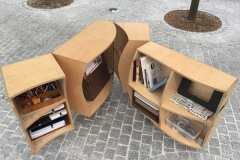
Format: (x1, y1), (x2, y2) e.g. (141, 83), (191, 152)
(164, 10), (222, 32)
(27, 0), (74, 9)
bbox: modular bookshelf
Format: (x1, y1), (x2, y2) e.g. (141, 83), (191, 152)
(1, 54), (74, 154)
(128, 41), (238, 149)
(52, 19), (150, 117)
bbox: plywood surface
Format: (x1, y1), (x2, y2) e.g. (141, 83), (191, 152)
(115, 22), (150, 41)
(1, 54), (65, 98)
(53, 19), (116, 63)
(137, 41), (238, 92)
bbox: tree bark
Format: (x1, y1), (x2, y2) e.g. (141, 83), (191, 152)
(187, 0), (200, 22)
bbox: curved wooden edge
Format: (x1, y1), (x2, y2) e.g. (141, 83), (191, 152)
(87, 74), (114, 117)
(53, 19), (116, 63)
(160, 125), (202, 149)
(114, 22), (150, 41)
(31, 124), (74, 154)
(137, 41), (238, 92)
(1, 54), (65, 99)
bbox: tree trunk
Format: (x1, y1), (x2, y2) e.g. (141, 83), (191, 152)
(187, 0), (200, 22)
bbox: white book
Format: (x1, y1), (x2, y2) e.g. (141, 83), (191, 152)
(145, 60), (164, 88)
(43, 103), (65, 116)
(134, 92), (159, 111)
(49, 109), (67, 120)
(140, 56), (153, 88)
(29, 120), (66, 139)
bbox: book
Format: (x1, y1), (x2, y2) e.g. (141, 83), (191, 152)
(169, 92), (213, 121)
(146, 59), (164, 88)
(139, 56), (152, 88)
(134, 101), (159, 122)
(133, 59), (136, 81)
(135, 98), (159, 116)
(134, 92), (158, 111)
(28, 115), (67, 132)
(135, 58), (140, 82)
(29, 119), (66, 139)
(82, 57), (110, 101)
(149, 76), (169, 92)
(84, 55), (103, 78)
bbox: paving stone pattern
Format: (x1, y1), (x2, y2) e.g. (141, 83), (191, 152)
(0, 0), (240, 159)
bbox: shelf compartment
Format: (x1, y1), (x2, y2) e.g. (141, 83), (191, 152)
(16, 88), (64, 115)
(129, 80), (164, 107)
(160, 108), (203, 149)
(161, 71), (215, 126)
(16, 99), (67, 129)
(28, 115), (73, 154)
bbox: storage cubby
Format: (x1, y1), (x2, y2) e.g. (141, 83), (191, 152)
(128, 41), (238, 149)
(1, 54), (74, 154)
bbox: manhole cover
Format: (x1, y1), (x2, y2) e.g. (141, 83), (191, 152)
(109, 8), (119, 12)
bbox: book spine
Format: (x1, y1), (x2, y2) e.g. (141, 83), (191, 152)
(133, 60), (136, 81)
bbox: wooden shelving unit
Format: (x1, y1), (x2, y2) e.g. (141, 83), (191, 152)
(52, 19), (116, 117)
(1, 54), (74, 154)
(52, 20), (151, 117)
(128, 41), (238, 149)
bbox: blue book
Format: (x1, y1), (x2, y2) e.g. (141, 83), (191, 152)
(149, 76), (169, 92)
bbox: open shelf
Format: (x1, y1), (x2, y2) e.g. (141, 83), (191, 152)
(18, 99), (66, 128)
(129, 81), (164, 107)
(161, 98), (214, 126)
(160, 108), (210, 149)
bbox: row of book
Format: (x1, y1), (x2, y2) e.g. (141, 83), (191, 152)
(28, 103), (67, 139)
(133, 55), (168, 92)
(133, 92), (159, 122)
(82, 54), (110, 101)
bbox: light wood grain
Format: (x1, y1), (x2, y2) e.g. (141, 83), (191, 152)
(1, 54), (65, 98)
(53, 19), (116, 63)
(115, 22), (150, 41)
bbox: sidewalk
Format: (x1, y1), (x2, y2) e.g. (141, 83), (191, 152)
(0, 0), (240, 159)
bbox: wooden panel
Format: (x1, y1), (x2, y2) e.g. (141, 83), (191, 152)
(87, 74), (114, 116)
(52, 54), (89, 116)
(138, 41), (238, 92)
(114, 24), (128, 54)
(53, 19), (116, 63)
(118, 40), (148, 92)
(1, 54), (65, 98)
(115, 22), (150, 41)
(202, 105), (227, 147)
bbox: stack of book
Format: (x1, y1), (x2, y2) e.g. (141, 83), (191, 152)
(133, 92), (159, 122)
(133, 55), (168, 92)
(82, 55), (110, 101)
(28, 103), (67, 139)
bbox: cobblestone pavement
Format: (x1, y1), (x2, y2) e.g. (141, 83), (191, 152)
(0, 0), (240, 159)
